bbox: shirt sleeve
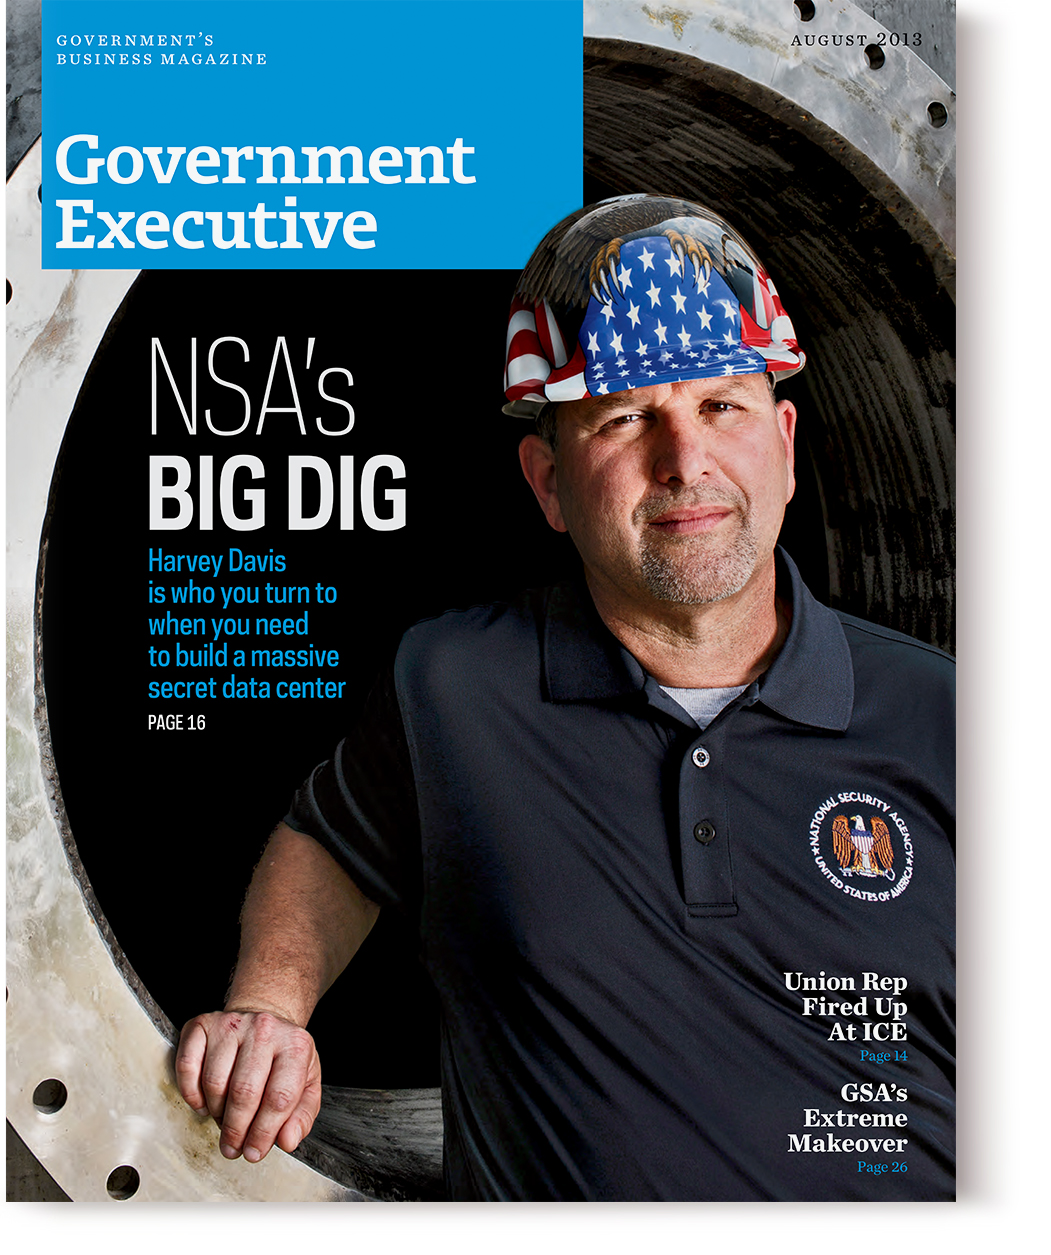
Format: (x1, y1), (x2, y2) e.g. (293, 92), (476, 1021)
(283, 665), (421, 917)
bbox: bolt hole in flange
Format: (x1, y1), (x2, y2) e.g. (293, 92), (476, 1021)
(794, 0), (816, 21)
(32, 1078), (68, 1114)
(866, 44), (886, 70)
(106, 1165), (141, 1200)
(927, 100), (948, 127)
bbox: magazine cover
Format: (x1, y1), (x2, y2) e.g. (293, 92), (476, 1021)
(8, 0), (957, 1210)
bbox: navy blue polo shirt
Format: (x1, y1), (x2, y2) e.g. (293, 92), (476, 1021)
(287, 550), (955, 1201)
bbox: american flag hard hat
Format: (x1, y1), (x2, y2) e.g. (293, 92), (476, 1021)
(503, 194), (805, 418)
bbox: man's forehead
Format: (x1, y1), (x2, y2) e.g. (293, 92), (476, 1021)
(568, 374), (774, 418)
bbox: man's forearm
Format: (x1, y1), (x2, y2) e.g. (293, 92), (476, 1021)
(225, 821), (381, 1027)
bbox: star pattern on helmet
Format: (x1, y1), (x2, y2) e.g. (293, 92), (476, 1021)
(577, 236), (769, 397)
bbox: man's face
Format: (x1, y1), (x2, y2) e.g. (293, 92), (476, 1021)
(519, 375), (797, 610)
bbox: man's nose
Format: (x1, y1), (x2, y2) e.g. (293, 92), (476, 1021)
(652, 414), (716, 485)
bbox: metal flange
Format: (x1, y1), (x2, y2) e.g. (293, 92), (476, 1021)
(6, 139), (366, 1201)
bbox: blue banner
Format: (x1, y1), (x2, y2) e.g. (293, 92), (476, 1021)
(41, 0), (583, 269)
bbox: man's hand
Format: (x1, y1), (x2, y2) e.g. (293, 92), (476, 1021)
(174, 824), (380, 1162)
(175, 1007), (322, 1162)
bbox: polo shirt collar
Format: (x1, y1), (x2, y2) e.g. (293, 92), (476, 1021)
(539, 549), (853, 731)
(540, 578), (642, 703)
(758, 549), (854, 731)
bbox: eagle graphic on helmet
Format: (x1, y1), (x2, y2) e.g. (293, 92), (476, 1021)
(504, 193), (804, 417)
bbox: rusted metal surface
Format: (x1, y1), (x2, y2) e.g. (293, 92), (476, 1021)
(306, 1089), (444, 1201)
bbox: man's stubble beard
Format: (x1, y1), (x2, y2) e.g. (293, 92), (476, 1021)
(634, 490), (760, 606)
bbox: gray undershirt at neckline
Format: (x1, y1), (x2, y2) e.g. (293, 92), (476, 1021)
(659, 683), (749, 730)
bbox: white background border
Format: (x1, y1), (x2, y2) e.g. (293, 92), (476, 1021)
(5, 0), (1036, 1247)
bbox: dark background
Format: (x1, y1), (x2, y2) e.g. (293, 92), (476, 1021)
(40, 267), (828, 1086)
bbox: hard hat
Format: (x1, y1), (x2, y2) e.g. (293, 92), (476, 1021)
(503, 194), (804, 418)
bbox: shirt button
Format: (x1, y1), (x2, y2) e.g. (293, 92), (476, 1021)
(691, 746), (710, 768)
(693, 820), (717, 845)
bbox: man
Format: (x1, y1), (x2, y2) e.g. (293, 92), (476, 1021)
(176, 196), (955, 1200)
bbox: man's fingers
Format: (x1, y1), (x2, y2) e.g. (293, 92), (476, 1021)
(199, 1013), (258, 1123)
(174, 1020), (210, 1115)
(175, 1010), (320, 1162)
(273, 1067), (323, 1155)
(212, 1015), (284, 1157)
(216, 1014), (318, 1161)
(239, 1038), (321, 1162)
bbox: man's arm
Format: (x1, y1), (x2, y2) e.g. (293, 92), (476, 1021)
(175, 821), (380, 1162)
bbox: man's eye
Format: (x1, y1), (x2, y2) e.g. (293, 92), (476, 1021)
(703, 402), (747, 423)
(602, 413), (643, 430)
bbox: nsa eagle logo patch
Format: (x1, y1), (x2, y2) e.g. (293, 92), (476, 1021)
(832, 814), (894, 879)
(808, 792), (914, 903)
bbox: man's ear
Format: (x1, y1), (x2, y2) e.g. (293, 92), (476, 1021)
(518, 434), (568, 534)
(776, 398), (798, 504)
